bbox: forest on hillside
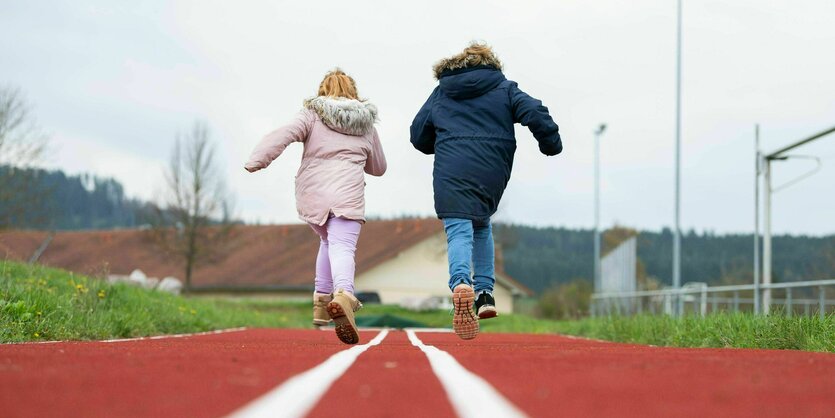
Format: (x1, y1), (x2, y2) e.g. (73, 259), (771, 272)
(495, 224), (834, 293)
(0, 166), (155, 230)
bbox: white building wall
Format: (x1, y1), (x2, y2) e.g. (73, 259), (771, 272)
(355, 233), (515, 314)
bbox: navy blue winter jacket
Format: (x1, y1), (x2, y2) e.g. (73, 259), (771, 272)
(410, 65), (562, 224)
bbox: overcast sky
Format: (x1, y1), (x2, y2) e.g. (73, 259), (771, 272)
(2, 0), (833, 235)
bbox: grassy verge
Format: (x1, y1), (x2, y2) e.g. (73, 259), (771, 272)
(552, 313), (835, 352)
(0, 261), (305, 343)
(3, 261), (833, 352)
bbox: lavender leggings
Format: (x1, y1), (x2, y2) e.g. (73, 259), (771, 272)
(309, 216), (361, 295)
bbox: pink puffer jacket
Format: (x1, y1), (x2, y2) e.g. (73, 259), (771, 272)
(245, 97), (387, 225)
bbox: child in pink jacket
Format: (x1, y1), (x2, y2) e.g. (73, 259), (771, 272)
(245, 69), (386, 345)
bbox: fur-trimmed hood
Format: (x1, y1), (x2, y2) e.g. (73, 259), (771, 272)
(432, 46), (504, 80)
(304, 96), (378, 136)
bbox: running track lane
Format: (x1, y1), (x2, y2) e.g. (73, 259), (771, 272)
(0, 329), (378, 418)
(3, 329), (835, 417)
(307, 330), (457, 418)
(417, 332), (835, 417)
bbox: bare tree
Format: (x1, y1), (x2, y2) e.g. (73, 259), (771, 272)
(152, 121), (234, 292)
(0, 86), (49, 229)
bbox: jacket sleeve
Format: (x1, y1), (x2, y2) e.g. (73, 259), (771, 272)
(364, 127), (387, 176)
(509, 82), (562, 156)
(245, 109), (314, 172)
(409, 87), (439, 155)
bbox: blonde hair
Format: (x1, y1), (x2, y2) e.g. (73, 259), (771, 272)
(317, 68), (359, 100)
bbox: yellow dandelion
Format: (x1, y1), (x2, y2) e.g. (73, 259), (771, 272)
(34, 332), (40, 337)
(190, 309), (197, 315)
(97, 290), (106, 299)
(36, 311), (42, 316)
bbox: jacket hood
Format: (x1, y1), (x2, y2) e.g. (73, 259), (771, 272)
(432, 47), (504, 80)
(438, 67), (506, 100)
(303, 96), (378, 136)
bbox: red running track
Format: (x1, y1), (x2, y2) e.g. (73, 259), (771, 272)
(1, 329), (834, 418)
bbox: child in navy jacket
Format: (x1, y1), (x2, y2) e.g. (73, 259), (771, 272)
(410, 42), (562, 340)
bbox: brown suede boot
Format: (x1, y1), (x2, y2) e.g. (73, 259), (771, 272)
(327, 289), (362, 344)
(313, 292), (333, 327)
(452, 284), (479, 340)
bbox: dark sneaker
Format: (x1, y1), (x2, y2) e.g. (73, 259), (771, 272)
(475, 292), (498, 319)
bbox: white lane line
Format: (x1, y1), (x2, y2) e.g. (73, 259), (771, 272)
(229, 329), (390, 418)
(7, 327), (248, 345)
(406, 330), (529, 418)
(101, 327), (248, 343)
(403, 327), (454, 333)
(316, 327), (453, 333)
(560, 334), (611, 344)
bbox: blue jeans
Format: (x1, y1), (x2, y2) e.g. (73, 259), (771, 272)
(443, 218), (495, 294)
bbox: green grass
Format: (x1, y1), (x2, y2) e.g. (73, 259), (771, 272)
(0, 261), (307, 343)
(550, 313), (835, 352)
(3, 260), (833, 352)
(0, 259), (569, 343)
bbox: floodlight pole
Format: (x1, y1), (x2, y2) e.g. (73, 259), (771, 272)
(763, 155), (773, 313)
(673, 0), (683, 315)
(753, 124), (761, 315)
(594, 124), (607, 293)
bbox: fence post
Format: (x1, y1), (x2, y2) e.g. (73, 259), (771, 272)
(820, 286), (826, 320)
(785, 288), (792, 317)
(711, 295), (718, 313)
(733, 291), (740, 312)
(700, 288), (707, 316)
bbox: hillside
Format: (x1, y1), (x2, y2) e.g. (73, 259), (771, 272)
(0, 166), (154, 230)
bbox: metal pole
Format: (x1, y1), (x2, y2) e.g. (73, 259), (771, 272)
(594, 131), (601, 292)
(820, 286), (825, 320)
(754, 124), (761, 315)
(763, 159), (772, 314)
(594, 124), (606, 293)
(733, 291), (740, 312)
(760, 125), (834, 316)
(673, 0), (683, 316)
(766, 125), (835, 159)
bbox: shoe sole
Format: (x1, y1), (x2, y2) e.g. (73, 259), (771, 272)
(327, 301), (359, 345)
(453, 286), (479, 340)
(478, 306), (498, 319)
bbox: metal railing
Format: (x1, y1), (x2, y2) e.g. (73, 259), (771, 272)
(591, 279), (835, 318)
